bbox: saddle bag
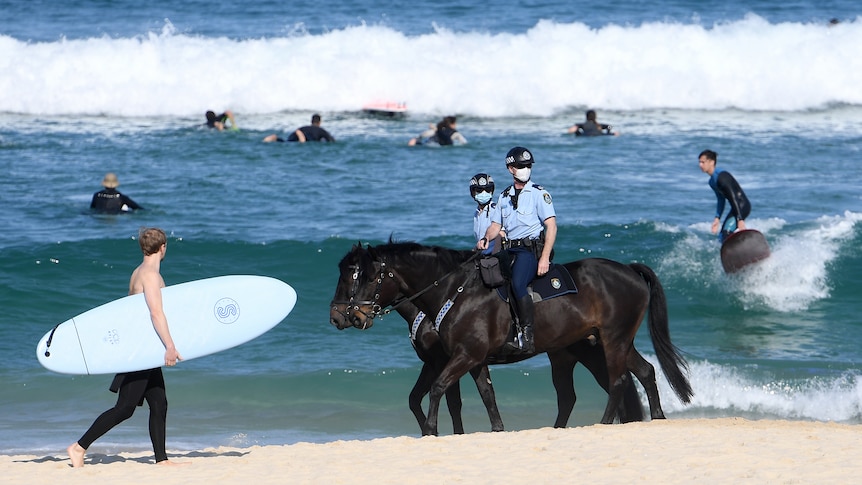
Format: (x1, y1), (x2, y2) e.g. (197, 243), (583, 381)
(478, 252), (512, 288)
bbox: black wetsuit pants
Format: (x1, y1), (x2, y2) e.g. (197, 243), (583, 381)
(78, 368), (168, 462)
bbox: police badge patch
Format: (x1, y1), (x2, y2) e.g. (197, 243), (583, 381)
(543, 193), (552, 204)
(551, 277), (562, 289)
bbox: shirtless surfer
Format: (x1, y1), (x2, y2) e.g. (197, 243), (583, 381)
(67, 227), (187, 467)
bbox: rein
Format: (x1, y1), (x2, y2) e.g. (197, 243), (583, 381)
(332, 250), (481, 327)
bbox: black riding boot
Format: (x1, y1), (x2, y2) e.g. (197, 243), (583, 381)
(517, 294), (535, 353)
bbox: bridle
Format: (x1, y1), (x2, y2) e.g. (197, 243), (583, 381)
(331, 261), (394, 328)
(331, 251), (482, 329)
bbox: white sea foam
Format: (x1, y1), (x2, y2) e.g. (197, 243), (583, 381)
(2, 16), (861, 117)
(660, 212), (860, 313)
(734, 211), (862, 312)
(654, 358), (862, 423)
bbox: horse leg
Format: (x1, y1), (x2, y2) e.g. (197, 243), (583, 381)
(408, 362), (435, 432)
(599, 346), (632, 424)
(468, 365), (504, 432)
(573, 341), (645, 423)
(627, 347), (666, 420)
(547, 350), (577, 428)
(423, 353), (478, 436)
(444, 378), (465, 434)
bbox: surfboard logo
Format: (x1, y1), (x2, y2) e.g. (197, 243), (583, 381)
(103, 329), (120, 345)
(214, 298), (240, 324)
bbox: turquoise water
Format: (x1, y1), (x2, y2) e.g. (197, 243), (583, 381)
(1, 0), (861, 456)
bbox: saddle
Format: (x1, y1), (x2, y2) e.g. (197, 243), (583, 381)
(492, 263), (578, 303)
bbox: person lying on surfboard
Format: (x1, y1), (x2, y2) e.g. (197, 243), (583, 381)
(408, 116), (467, 146)
(567, 109), (618, 136)
(698, 149), (752, 243)
(204, 109), (239, 131)
(262, 113), (335, 143)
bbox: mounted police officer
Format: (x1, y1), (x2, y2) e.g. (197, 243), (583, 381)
(476, 147), (557, 353)
(470, 172), (504, 254)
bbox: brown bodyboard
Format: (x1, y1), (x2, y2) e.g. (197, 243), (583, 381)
(720, 229), (771, 273)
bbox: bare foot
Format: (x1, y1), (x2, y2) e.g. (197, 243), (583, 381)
(67, 442), (86, 468)
(156, 459), (191, 467)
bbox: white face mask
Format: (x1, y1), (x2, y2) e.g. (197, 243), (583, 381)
(474, 191), (493, 205)
(514, 167), (531, 183)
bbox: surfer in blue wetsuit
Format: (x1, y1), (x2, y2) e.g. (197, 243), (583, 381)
(408, 116), (467, 146)
(698, 149), (751, 243)
(205, 110), (238, 131)
(567, 110), (618, 136)
(67, 228), (186, 468)
(263, 114), (335, 142)
(90, 173), (143, 214)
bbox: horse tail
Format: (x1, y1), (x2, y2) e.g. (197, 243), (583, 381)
(629, 263), (694, 404)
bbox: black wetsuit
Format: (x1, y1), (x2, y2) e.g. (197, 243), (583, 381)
(434, 126), (456, 145)
(709, 167), (751, 240)
(285, 125), (335, 142)
(574, 120), (612, 136)
(205, 112), (229, 128)
(90, 189), (143, 214)
(77, 368), (169, 463)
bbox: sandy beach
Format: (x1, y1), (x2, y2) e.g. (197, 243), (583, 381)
(3, 418), (858, 484)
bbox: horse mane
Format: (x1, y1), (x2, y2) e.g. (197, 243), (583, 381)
(338, 239), (473, 280)
(374, 237), (473, 271)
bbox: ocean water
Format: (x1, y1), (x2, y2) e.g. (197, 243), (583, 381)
(1, 0), (861, 456)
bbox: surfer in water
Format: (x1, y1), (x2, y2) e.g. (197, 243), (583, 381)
(205, 110), (238, 131)
(90, 173), (143, 214)
(263, 113), (335, 142)
(67, 227), (187, 468)
(408, 116), (467, 146)
(698, 149), (751, 243)
(568, 110), (619, 136)
(567, 110), (618, 136)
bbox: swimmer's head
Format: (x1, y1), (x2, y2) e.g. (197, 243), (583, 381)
(586, 110), (597, 121)
(101, 173), (119, 188)
(205, 111), (217, 122)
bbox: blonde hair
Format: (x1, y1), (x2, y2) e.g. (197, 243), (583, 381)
(138, 227), (167, 256)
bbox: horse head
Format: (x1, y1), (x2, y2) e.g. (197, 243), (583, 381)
(329, 242), (403, 330)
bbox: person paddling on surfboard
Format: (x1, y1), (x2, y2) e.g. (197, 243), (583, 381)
(408, 116), (467, 146)
(67, 227), (187, 468)
(262, 113), (335, 142)
(698, 149), (751, 243)
(204, 109), (239, 131)
(567, 109), (618, 136)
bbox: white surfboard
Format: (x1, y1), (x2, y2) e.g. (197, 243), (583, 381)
(36, 275), (297, 375)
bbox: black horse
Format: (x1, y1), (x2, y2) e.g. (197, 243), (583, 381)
(331, 241), (690, 435)
(390, 300), (644, 434)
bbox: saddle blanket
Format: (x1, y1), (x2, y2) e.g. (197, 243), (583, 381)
(496, 263), (578, 302)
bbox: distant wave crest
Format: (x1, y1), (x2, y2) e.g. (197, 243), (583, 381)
(2, 16), (861, 116)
